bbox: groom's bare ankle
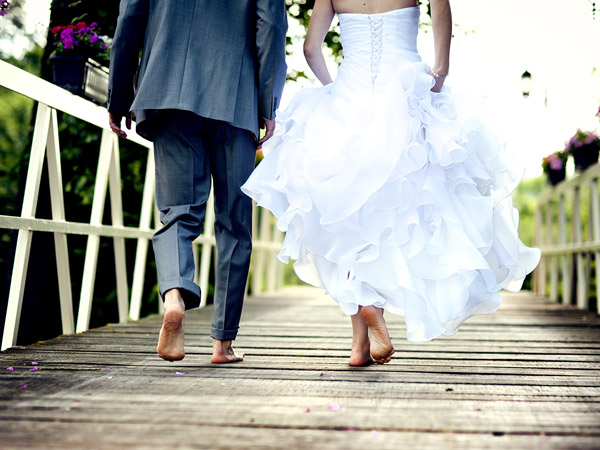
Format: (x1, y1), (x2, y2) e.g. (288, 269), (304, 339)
(211, 339), (244, 364)
(164, 289), (185, 311)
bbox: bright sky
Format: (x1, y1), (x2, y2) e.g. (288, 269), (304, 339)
(3, 0), (599, 178)
(0, 0), (49, 52)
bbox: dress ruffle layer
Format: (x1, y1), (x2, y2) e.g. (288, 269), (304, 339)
(243, 57), (539, 343)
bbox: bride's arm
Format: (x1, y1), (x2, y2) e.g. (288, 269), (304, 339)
(430, 0), (452, 92)
(304, 0), (336, 85)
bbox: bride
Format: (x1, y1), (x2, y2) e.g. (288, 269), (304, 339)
(242, 0), (540, 366)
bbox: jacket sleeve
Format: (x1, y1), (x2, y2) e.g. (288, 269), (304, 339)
(107, 0), (149, 114)
(256, 0), (288, 120)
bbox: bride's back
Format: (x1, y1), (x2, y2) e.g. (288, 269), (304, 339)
(332, 0), (418, 14)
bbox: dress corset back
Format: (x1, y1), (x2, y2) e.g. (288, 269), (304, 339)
(339, 7), (421, 90)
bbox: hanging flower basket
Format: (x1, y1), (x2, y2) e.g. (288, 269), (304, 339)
(49, 21), (111, 105)
(49, 56), (109, 105)
(571, 144), (600, 171)
(542, 151), (568, 186)
(565, 129), (600, 172)
(546, 167), (566, 186)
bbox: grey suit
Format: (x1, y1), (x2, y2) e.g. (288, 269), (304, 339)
(108, 0), (287, 340)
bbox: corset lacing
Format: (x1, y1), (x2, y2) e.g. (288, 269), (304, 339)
(368, 15), (384, 90)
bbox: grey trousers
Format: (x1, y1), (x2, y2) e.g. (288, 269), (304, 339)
(152, 110), (256, 341)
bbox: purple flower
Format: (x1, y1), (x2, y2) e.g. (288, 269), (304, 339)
(61, 28), (74, 39)
(548, 153), (563, 170)
(584, 133), (599, 145)
(52, 19), (107, 58)
(62, 37), (75, 50)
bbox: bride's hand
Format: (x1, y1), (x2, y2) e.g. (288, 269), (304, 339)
(430, 76), (444, 93)
(429, 68), (447, 93)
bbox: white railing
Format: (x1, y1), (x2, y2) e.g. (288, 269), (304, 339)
(0, 60), (283, 351)
(533, 164), (600, 309)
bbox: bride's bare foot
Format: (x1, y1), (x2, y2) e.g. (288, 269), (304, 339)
(360, 305), (394, 364)
(349, 313), (373, 367)
(157, 289), (185, 362)
(211, 339), (245, 364)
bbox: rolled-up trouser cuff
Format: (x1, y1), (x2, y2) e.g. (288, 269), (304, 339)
(210, 324), (239, 341)
(159, 278), (201, 310)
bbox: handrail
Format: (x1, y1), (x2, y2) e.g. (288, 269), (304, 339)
(533, 163), (600, 310)
(0, 60), (283, 351)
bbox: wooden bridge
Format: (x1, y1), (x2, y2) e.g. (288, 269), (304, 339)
(1, 287), (599, 449)
(1, 60), (600, 448)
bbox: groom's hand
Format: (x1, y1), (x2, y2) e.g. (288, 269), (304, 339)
(109, 112), (132, 139)
(257, 117), (276, 148)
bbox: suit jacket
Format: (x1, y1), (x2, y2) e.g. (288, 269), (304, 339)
(107, 0), (287, 140)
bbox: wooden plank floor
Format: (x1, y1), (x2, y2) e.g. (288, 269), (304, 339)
(1, 286), (599, 449)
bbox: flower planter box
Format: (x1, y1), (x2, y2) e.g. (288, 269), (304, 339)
(50, 56), (109, 105)
(547, 167), (566, 186)
(571, 144), (600, 172)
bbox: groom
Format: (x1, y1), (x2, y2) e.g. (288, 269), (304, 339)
(107, 0), (287, 363)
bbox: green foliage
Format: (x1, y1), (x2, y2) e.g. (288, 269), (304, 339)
(286, 0), (343, 62)
(512, 176), (545, 248)
(508, 176), (546, 292)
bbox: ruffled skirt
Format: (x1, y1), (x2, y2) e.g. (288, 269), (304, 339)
(242, 60), (540, 342)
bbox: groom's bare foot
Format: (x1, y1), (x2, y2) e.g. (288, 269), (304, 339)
(211, 339), (245, 364)
(360, 305), (394, 364)
(349, 313), (373, 367)
(157, 289), (185, 362)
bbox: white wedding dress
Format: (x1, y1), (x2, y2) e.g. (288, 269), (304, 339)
(242, 7), (540, 342)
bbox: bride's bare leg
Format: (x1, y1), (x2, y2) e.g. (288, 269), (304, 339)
(349, 311), (373, 366)
(360, 305), (394, 364)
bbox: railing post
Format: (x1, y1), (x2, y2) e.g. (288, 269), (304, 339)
(558, 193), (572, 305)
(267, 225), (284, 292)
(46, 108), (75, 335)
(76, 129), (114, 333)
(108, 135), (129, 323)
(534, 202), (545, 295)
(198, 189), (215, 308)
(2, 103), (51, 351)
(251, 206), (270, 295)
(129, 147), (156, 320)
(264, 213), (277, 292)
(545, 199), (558, 302)
(573, 186), (588, 309)
(590, 178), (600, 308)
